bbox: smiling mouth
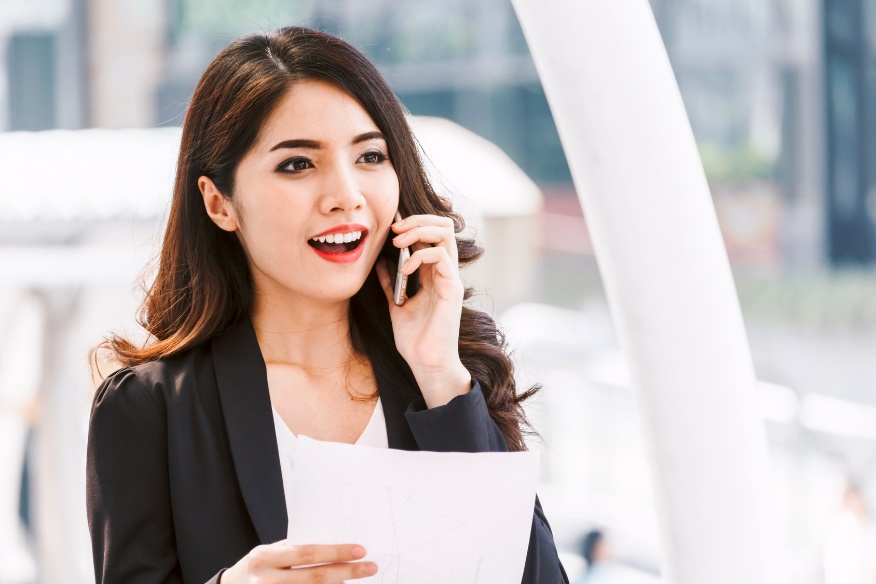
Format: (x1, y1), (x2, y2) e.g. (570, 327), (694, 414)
(307, 230), (367, 254)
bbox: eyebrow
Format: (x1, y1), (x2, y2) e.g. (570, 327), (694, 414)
(269, 131), (386, 152)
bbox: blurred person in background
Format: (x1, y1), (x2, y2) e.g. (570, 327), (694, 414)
(824, 480), (876, 584)
(578, 529), (608, 583)
(576, 529), (658, 584)
(84, 25), (567, 584)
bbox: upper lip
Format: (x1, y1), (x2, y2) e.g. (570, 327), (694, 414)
(310, 223), (369, 238)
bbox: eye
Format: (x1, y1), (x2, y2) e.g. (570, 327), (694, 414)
(357, 150), (388, 165)
(278, 157), (313, 173)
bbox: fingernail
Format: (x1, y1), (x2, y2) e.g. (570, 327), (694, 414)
(352, 545), (366, 558)
(365, 563), (378, 575)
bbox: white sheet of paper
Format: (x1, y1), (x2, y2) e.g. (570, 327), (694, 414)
(285, 436), (539, 583)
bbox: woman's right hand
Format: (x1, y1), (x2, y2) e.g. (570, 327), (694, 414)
(220, 540), (378, 583)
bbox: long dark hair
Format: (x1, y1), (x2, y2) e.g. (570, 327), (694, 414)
(91, 26), (538, 451)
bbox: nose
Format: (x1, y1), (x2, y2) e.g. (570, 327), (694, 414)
(319, 162), (366, 214)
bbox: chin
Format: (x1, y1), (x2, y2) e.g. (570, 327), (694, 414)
(303, 278), (370, 303)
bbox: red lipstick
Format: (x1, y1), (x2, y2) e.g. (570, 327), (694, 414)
(307, 224), (369, 264)
(310, 235), (367, 263)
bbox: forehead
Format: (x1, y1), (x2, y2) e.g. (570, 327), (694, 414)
(256, 79), (379, 146)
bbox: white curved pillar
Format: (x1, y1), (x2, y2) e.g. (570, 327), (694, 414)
(510, 2), (784, 583)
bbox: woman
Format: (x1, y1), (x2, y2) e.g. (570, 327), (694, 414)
(86, 26), (568, 584)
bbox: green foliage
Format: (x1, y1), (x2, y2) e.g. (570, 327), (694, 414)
(380, 10), (476, 63)
(176, 0), (309, 35)
(734, 269), (876, 329)
(698, 142), (775, 183)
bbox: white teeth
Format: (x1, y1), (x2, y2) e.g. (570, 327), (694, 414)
(310, 230), (365, 243)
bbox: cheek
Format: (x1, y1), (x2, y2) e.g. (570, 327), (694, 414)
(236, 185), (311, 261)
(369, 172), (400, 218)
(241, 200), (286, 243)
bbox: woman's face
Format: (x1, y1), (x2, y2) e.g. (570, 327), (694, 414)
(215, 79), (400, 306)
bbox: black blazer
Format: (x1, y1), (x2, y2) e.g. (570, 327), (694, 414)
(86, 314), (569, 583)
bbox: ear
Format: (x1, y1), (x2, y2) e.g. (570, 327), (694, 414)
(198, 176), (239, 232)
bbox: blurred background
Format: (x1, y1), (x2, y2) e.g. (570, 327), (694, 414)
(1, 0), (876, 582)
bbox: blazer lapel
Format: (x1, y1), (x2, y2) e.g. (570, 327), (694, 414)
(371, 354), (419, 451)
(211, 312), (422, 545)
(211, 315), (287, 545)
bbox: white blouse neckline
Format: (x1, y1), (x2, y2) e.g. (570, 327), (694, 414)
(270, 396), (387, 448)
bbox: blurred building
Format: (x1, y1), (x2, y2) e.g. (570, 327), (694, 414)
(822, 0), (876, 264)
(1, 0), (88, 130)
(650, 0), (826, 268)
(5, 0), (876, 267)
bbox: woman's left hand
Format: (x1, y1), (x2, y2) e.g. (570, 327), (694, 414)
(375, 214), (472, 408)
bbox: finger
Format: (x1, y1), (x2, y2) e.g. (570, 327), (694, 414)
(391, 214), (455, 235)
(402, 247), (457, 281)
(374, 260), (395, 305)
(271, 542), (368, 569)
(392, 225), (458, 263)
(288, 561), (378, 582)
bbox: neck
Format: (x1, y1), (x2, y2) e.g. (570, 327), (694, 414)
(250, 290), (357, 371)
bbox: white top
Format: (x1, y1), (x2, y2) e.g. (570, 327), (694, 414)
(270, 398), (389, 538)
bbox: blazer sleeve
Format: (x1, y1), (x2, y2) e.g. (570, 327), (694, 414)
(85, 367), (227, 584)
(404, 379), (570, 584)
